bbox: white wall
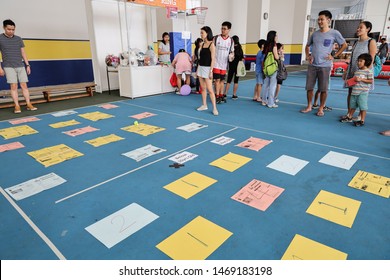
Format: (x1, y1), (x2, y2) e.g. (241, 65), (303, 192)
(0, 0), (88, 39)
(364, 0), (390, 38)
(87, 0), (149, 92)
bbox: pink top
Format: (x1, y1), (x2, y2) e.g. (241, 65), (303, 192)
(172, 52), (192, 74)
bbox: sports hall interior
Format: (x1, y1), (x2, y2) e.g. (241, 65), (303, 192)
(0, 0), (389, 260)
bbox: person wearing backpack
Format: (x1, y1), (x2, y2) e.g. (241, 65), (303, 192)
(301, 10), (347, 117)
(261, 30), (279, 108)
(341, 21), (376, 121)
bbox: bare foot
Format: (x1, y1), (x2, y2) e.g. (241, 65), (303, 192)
(300, 107), (312, 113)
(379, 130), (390, 136)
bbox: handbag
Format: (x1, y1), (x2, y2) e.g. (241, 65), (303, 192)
(170, 72), (177, 87)
(236, 61), (246, 77)
(277, 59), (288, 80)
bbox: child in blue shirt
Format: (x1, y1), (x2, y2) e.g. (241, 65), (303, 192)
(253, 39), (266, 102)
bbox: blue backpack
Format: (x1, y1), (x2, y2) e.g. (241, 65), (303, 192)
(369, 39), (382, 77)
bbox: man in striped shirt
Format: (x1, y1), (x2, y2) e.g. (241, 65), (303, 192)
(0, 19), (37, 113)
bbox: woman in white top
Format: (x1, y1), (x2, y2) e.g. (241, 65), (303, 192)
(158, 32), (171, 64)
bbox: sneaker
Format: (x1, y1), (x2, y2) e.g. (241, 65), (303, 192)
(312, 104), (319, 109)
(352, 115), (361, 121)
(267, 104), (278, 108)
(26, 104), (37, 111)
(340, 116), (352, 123)
(197, 105), (208, 111)
(14, 105), (21, 114)
(213, 109), (219, 116)
(354, 120), (365, 127)
(216, 96), (221, 104)
(261, 102), (267, 106)
(275, 98), (279, 103)
(232, 95), (238, 100)
(323, 106), (332, 111)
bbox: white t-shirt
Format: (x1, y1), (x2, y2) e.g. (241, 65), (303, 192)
(159, 42), (171, 63)
(214, 35), (233, 70)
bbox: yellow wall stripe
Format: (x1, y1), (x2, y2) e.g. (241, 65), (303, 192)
(243, 43), (303, 55)
(23, 40), (92, 60)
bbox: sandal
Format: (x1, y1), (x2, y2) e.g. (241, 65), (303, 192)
(354, 120), (365, 127)
(340, 116), (352, 123)
(316, 111), (324, 117)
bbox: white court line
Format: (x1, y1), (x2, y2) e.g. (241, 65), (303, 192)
(55, 127), (238, 204)
(0, 187), (66, 260)
(121, 102), (390, 161)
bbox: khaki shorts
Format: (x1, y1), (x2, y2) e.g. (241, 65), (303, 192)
(4, 67), (29, 84)
(305, 64), (331, 92)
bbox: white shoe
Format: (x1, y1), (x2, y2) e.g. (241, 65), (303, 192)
(352, 116), (361, 121)
(213, 109), (219, 116)
(197, 105), (208, 111)
(267, 104), (278, 108)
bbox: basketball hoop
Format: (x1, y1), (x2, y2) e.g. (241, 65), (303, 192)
(193, 7), (208, 24)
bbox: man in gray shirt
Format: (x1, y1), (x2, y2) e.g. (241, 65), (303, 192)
(301, 10), (347, 117)
(0, 19), (37, 113)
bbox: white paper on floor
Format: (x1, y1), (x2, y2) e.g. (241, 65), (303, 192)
(85, 203), (159, 249)
(319, 151), (359, 170)
(267, 155), (309, 176)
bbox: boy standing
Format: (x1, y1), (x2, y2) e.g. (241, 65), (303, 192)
(340, 53), (373, 126)
(213, 21), (234, 104)
(0, 19), (37, 113)
(253, 39), (266, 102)
(301, 10), (347, 116)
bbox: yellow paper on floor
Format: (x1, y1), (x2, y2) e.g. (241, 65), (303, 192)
(348, 170), (390, 198)
(0, 125), (38, 139)
(28, 144), (84, 167)
(78, 111), (114, 121)
(209, 152), (252, 172)
(85, 134), (124, 147)
(49, 119), (80, 128)
(306, 190), (361, 228)
(121, 123), (165, 136)
(281, 234), (348, 260)
(163, 172), (217, 199)
(156, 216), (233, 260)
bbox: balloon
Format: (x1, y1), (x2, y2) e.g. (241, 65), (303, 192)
(180, 85), (191, 96)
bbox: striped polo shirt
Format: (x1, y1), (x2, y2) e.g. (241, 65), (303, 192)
(0, 33), (25, 68)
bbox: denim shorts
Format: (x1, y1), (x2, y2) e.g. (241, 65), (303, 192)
(256, 72), (264, 85)
(350, 92), (368, 111)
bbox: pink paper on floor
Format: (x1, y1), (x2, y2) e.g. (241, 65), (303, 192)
(0, 142), (25, 152)
(9, 117), (40, 125)
(130, 112), (157, 120)
(63, 126), (99, 137)
(99, 103), (119, 109)
(231, 179), (284, 211)
(236, 137), (272, 152)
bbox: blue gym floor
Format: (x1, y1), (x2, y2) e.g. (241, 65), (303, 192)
(0, 70), (389, 260)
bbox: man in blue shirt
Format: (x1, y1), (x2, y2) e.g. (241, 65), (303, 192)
(301, 10), (347, 116)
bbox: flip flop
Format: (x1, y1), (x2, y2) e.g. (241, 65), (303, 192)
(300, 108), (312, 113)
(316, 111), (324, 117)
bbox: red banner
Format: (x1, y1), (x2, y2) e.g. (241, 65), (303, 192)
(129, 0), (186, 10)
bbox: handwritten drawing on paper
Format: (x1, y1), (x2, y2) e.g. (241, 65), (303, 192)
(231, 179), (284, 211)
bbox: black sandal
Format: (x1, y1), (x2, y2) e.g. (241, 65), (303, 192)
(354, 120), (365, 127)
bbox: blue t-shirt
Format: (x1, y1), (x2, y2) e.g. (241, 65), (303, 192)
(255, 50), (264, 74)
(307, 29), (345, 68)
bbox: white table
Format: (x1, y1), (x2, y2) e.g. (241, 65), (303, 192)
(118, 65), (175, 98)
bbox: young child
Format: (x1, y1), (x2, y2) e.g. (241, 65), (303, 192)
(171, 49), (192, 93)
(274, 43), (285, 103)
(253, 39), (266, 102)
(340, 53), (373, 126)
